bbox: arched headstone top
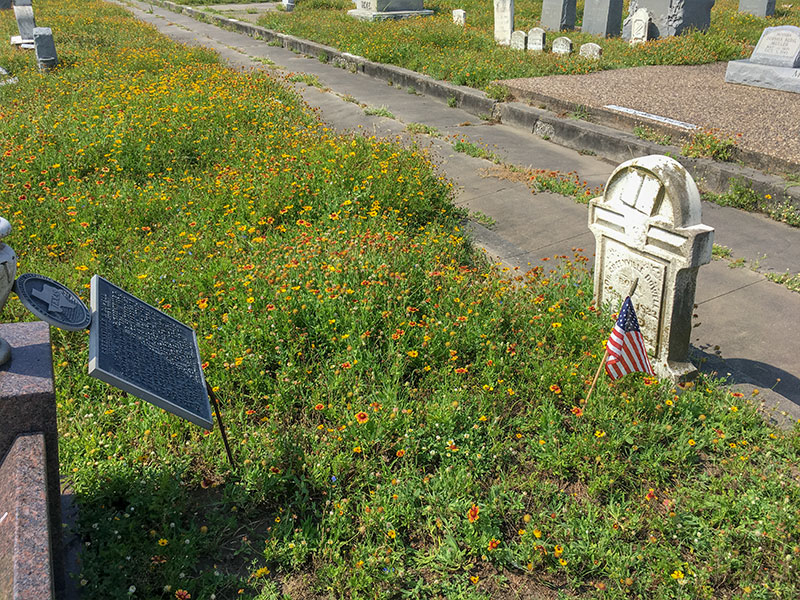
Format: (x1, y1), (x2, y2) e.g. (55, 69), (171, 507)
(601, 155), (702, 230)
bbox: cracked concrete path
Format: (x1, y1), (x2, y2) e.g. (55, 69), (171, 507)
(112, 0), (800, 416)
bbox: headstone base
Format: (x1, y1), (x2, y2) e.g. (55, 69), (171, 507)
(725, 60), (800, 94)
(347, 8), (433, 20)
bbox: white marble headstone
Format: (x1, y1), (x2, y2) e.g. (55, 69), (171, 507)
(630, 7), (650, 45)
(453, 9), (466, 26)
(750, 25), (800, 68)
(580, 42), (603, 59)
(528, 27), (546, 52)
(552, 36), (573, 55)
(589, 155), (714, 381)
(510, 30), (527, 50)
(494, 0), (514, 45)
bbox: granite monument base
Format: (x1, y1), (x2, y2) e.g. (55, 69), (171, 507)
(725, 60), (800, 94)
(347, 8), (433, 20)
(0, 321), (64, 598)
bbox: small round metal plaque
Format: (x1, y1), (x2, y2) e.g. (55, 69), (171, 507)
(14, 273), (91, 331)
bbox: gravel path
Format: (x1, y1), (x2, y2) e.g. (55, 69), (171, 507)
(502, 62), (800, 168)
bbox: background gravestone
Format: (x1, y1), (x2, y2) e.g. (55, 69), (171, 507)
(452, 9), (465, 26)
(528, 27), (546, 51)
(623, 0), (715, 40)
(580, 42), (603, 59)
(581, 0), (623, 37)
(510, 30), (527, 50)
(541, 0), (576, 31)
(12, 0), (36, 45)
(725, 25), (800, 93)
(494, 0), (514, 45)
(629, 7), (650, 44)
(589, 155), (714, 381)
(34, 27), (58, 71)
(348, 0), (433, 21)
(0, 0), (10, 10)
(739, 0), (775, 17)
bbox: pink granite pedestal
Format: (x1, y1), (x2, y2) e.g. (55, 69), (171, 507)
(0, 321), (63, 598)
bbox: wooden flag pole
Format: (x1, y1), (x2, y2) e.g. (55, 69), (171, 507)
(584, 278), (639, 405)
(206, 380), (236, 470)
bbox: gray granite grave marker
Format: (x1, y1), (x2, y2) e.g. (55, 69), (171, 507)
(589, 155), (714, 381)
(582, 0), (623, 37)
(0, 0), (10, 10)
(453, 9), (465, 26)
(552, 35), (573, 54)
(623, 0), (715, 40)
(88, 275), (213, 429)
(33, 27), (58, 72)
(725, 26), (800, 93)
(510, 30), (527, 50)
(738, 0), (774, 17)
(348, 0), (433, 21)
(528, 27), (546, 52)
(541, 0), (576, 31)
(580, 42), (603, 59)
(494, 0), (514, 45)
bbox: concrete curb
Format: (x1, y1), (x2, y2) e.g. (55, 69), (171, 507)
(152, 0), (800, 209)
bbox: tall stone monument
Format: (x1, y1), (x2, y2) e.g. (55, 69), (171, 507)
(541, 0), (576, 31)
(589, 155), (714, 381)
(623, 0), (715, 40)
(739, 0), (775, 17)
(725, 26), (800, 94)
(348, 0), (433, 21)
(582, 0), (623, 37)
(494, 0), (514, 45)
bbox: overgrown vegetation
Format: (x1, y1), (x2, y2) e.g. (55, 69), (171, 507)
(2, 2), (800, 600)
(703, 180), (800, 228)
(248, 0), (800, 89)
(681, 128), (739, 162)
(633, 125), (673, 146)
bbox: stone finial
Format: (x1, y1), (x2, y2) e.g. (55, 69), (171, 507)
(589, 155), (714, 381)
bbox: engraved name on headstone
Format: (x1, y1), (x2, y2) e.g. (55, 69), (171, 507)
(88, 275), (213, 429)
(750, 25), (800, 68)
(528, 27), (546, 52)
(725, 26), (800, 93)
(494, 0), (514, 45)
(589, 155), (714, 381)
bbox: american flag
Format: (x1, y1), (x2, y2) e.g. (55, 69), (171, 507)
(605, 296), (654, 380)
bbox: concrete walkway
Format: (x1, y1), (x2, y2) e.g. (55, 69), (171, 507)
(113, 0), (800, 421)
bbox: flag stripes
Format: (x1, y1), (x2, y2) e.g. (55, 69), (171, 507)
(604, 297), (654, 380)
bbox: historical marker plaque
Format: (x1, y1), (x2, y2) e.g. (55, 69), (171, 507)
(88, 275), (213, 429)
(14, 273), (91, 331)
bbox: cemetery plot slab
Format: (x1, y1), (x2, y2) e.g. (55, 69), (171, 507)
(88, 275), (213, 429)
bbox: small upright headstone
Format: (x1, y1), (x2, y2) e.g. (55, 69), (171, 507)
(725, 26), (800, 93)
(12, 0), (35, 46)
(452, 9), (466, 26)
(582, 0), (623, 37)
(589, 155), (714, 381)
(580, 42), (603, 59)
(510, 30), (527, 50)
(623, 0), (715, 40)
(494, 0), (514, 45)
(552, 36), (573, 55)
(33, 27), (58, 72)
(541, 0), (576, 31)
(282, 0), (295, 12)
(629, 7), (650, 45)
(528, 27), (546, 52)
(739, 0), (775, 16)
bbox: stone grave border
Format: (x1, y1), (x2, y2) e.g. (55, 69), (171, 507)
(115, 0), (800, 209)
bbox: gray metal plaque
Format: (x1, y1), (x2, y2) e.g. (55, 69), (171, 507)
(88, 275), (212, 429)
(14, 273), (91, 331)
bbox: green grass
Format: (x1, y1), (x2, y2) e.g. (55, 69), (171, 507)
(453, 140), (499, 162)
(2, 2), (800, 600)
(703, 180), (800, 227)
(251, 0), (800, 89)
(634, 125), (673, 146)
(406, 122), (440, 136)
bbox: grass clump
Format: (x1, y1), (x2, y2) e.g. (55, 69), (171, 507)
(634, 125), (673, 146)
(704, 181), (800, 227)
(363, 104), (395, 118)
(681, 128), (739, 162)
(406, 122), (440, 136)
(453, 139), (499, 161)
(3, 2), (800, 600)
